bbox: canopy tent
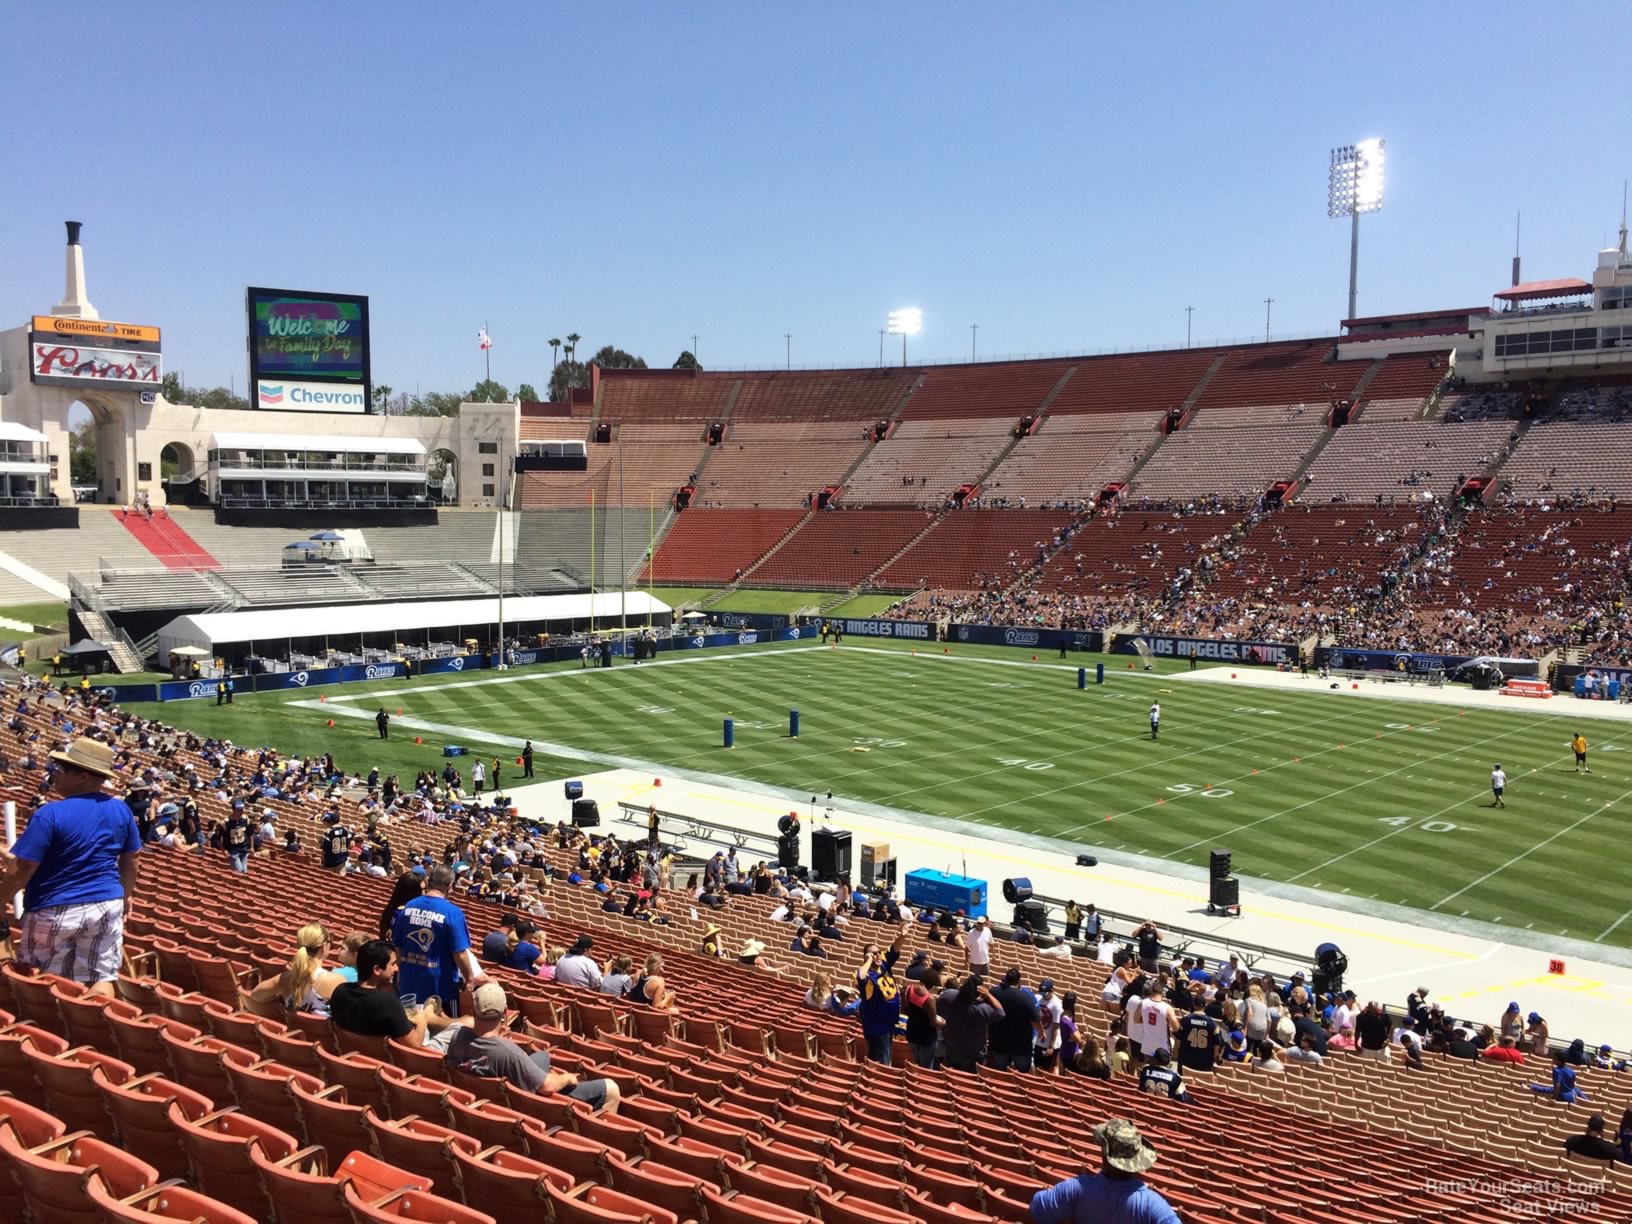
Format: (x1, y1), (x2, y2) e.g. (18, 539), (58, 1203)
(1493, 278), (1593, 303)
(61, 638), (112, 656)
(154, 591), (674, 658)
(0, 422), (48, 443)
(60, 637), (114, 674)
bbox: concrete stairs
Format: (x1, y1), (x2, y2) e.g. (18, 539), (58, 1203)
(730, 511), (819, 587)
(78, 608), (145, 674)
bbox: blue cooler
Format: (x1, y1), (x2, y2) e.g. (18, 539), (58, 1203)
(441, 745), (465, 757)
(564, 780), (584, 800)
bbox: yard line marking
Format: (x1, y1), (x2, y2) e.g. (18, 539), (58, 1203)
(1431, 778), (1632, 912)
(443, 649), (1144, 781)
(310, 643), (830, 704)
(948, 697), (1396, 818)
(1282, 732), (1632, 893)
(1599, 907), (1632, 942)
(1148, 721), (1543, 857)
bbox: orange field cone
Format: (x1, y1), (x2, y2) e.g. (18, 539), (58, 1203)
(414, 736), (422, 744)
(397, 708), (403, 716)
(1251, 768), (1259, 774)
(1032, 655), (1037, 662)
(1231, 673), (1237, 679)
(326, 719), (334, 727)
(1352, 683), (1359, 690)
(1105, 814), (1113, 821)
(653, 778), (662, 787)
(319, 694), (326, 703)
(1127, 662), (1134, 669)
(1157, 797), (1165, 804)
(515, 757), (523, 766)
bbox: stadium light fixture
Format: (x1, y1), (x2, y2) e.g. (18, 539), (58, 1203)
(1328, 138), (1385, 322)
(887, 308), (922, 366)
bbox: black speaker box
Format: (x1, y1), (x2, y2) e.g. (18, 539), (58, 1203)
(1209, 876), (1239, 908)
(571, 798), (600, 827)
(1209, 849), (1232, 880)
(1013, 898), (1049, 934)
(811, 828), (851, 882)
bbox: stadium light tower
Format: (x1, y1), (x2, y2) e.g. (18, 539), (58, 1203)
(1328, 138), (1385, 321)
(887, 308), (922, 366)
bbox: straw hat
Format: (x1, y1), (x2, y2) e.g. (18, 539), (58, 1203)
(740, 938), (766, 959)
(50, 738), (119, 779)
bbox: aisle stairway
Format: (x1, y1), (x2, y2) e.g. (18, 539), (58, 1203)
(118, 510), (219, 570)
(74, 608), (144, 673)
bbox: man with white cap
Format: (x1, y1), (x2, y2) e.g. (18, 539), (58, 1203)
(0, 738), (140, 998)
(444, 982), (620, 1113)
(1030, 1118), (1180, 1223)
(964, 914), (993, 978)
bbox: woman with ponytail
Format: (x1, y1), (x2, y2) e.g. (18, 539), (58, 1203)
(243, 922), (346, 1016)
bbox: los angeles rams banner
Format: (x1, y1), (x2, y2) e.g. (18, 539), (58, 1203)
(1114, 634), (1293, 665)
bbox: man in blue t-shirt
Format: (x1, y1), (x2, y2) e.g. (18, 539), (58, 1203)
(391, 864), (486, 1016)
(1030, 1119), (1180, 1224)
(854, 918), (910, 1065)
(0, 739), (141, 997)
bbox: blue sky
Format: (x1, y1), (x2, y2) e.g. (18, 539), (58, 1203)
(1, 3), (1624, 397)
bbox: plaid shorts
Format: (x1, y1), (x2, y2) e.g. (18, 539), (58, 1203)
(19, 899), (125, 985)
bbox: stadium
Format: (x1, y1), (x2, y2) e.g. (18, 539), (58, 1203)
(5, 18), (1632, 1224)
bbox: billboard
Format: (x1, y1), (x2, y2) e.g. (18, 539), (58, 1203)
(29, 315), (162, 390)
(31, 340), (162, 387)
(246, 287), (371, 412)
(255, 379), (368, 414)
(32, 316), (161, 345)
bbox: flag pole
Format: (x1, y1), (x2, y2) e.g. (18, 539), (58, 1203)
(589, 490), (596, 635)
(497, 474), (505, 667)
(647, 487), (655, 629)
(619, 431), (626, 641)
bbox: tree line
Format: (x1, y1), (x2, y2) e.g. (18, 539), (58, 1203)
(153, 341), (702, 421)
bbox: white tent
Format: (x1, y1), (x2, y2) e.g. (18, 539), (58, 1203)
(154, 591), (672, 657)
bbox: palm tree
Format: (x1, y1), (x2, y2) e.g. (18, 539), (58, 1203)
(548, 337), (561, 371)
(566, 332), (581, 363)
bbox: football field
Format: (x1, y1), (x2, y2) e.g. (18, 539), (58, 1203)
(138, 639), (1632, 949)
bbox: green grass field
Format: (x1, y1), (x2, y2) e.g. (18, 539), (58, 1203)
(131, 639), (1632, 948)
(0, 602), (68, 632)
